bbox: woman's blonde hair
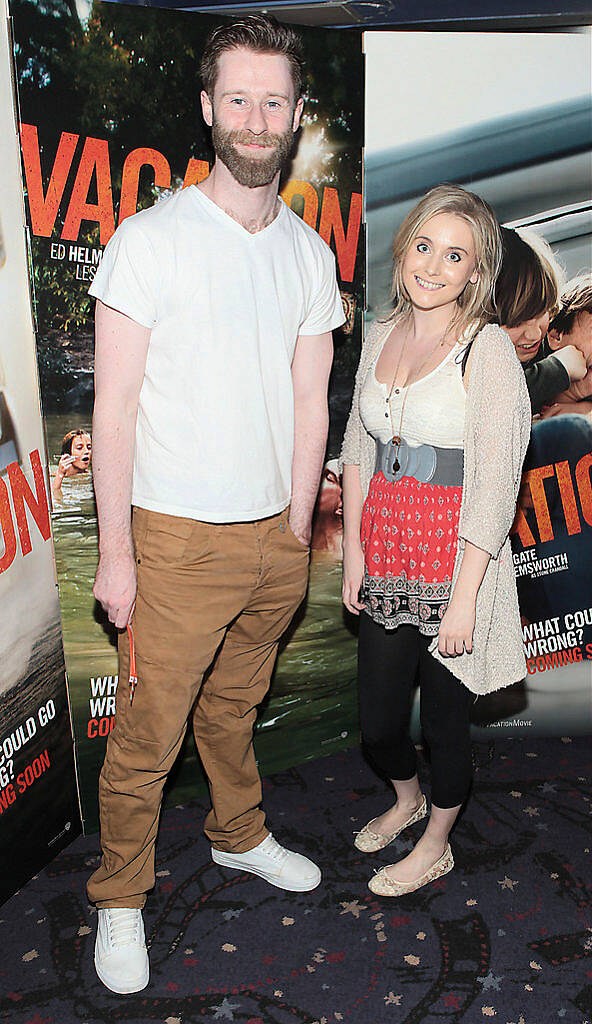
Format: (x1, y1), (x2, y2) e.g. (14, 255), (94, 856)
(495, 226), (563, 328)
(388, 183), (502, 339)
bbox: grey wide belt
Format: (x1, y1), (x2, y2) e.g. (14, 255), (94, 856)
(374, 437), (464, 486)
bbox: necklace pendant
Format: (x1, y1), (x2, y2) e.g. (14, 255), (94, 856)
(393, 458), (400, 473)
(391, 435), (402, 446)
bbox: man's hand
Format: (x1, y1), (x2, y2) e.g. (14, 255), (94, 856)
(342, 539), (366, 614)
(552, 344), (587, 383)
(93, 549), (137, 628)
(92, 301), (150, 629)
(287, 510), (311, 547)
(438, 593), (476, 656)
(540, 399), (592, 418)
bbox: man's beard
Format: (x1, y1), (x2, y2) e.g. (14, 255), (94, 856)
(211, 122), (294, 188)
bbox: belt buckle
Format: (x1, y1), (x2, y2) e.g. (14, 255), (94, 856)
(408, 444), (437, 483)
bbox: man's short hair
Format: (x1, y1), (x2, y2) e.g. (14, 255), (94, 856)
(200, 14), (304, 101)
(550, 274), (592, 335)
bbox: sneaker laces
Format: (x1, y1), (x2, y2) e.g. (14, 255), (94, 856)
(258, 833), (289, 863)
(105, 909), (142, 949)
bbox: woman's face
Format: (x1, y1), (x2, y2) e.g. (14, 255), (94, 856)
(402, 212), (479, 314)
(70, 433), (92, 471)
(503, 311), (550, 363)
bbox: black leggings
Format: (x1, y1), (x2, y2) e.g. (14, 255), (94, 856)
(358, 614), (473, 809)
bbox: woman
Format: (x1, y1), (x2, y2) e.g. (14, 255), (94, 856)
(495, 227), (587, 414)
(51, 428), (92, 499)
(340, 184), (531, 896)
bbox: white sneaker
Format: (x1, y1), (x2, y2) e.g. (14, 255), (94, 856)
(211, 833), (321, 892)
(94, 908), (149, 994)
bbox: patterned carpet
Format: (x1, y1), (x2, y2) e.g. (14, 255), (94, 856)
(0, 736), (590, 1024)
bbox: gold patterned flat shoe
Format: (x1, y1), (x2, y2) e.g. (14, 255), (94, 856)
(368, 843), (454, 896)
(354, 795), (428, 853)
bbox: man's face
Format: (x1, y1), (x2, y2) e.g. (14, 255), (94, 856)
(201, 47), (303, 188)
(553, 310), (592, 365)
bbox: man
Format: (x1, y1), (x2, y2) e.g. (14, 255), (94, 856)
(87, 15), (344, 994)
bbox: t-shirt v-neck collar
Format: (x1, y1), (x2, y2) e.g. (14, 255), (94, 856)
(189, 185), (285, 239)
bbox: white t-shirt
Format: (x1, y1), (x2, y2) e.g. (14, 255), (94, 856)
(89, 186), (345, 522)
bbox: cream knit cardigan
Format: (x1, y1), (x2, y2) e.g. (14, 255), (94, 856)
(339, 318), (532, 695)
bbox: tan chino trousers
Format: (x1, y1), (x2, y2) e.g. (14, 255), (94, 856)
(87, 505), (309, 909)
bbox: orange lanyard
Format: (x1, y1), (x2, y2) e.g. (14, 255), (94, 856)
(127, 623), (138, 705)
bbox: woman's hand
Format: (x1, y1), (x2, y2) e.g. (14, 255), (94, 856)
(56, 453), (75, 482)
(438, 593), (476, 656)
(342, 539), (366, 614)
(438, 541), (490, 656)
(51, 453), (74, 498)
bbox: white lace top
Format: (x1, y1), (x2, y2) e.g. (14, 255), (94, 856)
(359, 339), (467, 449)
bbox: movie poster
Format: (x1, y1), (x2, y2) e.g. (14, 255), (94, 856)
(10, 0), (364, 829)
(365, 30), (592, 736)
(0, 0), (81, 903)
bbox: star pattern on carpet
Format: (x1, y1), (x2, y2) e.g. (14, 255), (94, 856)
(442, 992), (462, 1008)
(1, 736), (588, 1024)
(212, 996), (240, 1019)
(340, 900), (366, 919)
(221, 908), (243, 921)
(478, 971), (502, 991)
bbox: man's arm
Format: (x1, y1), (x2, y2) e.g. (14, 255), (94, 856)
(92, 300), (150, 628)
(523, 355), (570, 414)
(289, 332), (334, 545)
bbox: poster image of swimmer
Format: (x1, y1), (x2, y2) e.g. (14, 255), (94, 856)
(11, 0), (364, 830)
(0, 0), (81, 904)
(364, 29), (591, 736)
